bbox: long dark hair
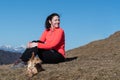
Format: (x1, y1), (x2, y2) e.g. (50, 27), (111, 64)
(45, 13), (60, 30)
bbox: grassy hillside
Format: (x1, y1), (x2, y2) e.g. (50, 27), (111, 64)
(0, 31), (120, 80)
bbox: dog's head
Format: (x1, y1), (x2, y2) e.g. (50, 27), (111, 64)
(27, 52), (44, 77)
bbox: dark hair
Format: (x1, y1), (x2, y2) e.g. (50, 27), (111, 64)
(45, 13), (60, 30)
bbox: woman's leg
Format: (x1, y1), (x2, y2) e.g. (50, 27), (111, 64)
(12, 47), (38, 68)
(37, 49), (65, 63)
(20, 47), (38, 62)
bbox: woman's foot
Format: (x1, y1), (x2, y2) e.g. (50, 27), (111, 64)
(11, 59), (26, 69)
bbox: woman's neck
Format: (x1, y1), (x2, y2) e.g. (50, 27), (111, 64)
(50, 26), (55, 31)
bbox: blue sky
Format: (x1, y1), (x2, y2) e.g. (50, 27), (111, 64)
(0, 0), (120, 51)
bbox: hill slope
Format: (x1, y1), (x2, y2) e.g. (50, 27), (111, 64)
(0, 31), (120, 80)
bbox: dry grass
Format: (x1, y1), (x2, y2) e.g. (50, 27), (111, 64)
(1, 31), (120, 80)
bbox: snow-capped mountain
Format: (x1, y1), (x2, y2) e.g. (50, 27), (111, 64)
(0, 45), (26, 53)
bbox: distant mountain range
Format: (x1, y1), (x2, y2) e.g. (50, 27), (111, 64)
(0, 45), (26, 53)
(0, 45), (25, 65)
(0, 50), (21, 65)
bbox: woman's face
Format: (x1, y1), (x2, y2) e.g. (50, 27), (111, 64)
(49, 16), (60, 28)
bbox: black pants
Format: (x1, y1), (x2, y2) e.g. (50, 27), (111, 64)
(20, 47), (65, 63)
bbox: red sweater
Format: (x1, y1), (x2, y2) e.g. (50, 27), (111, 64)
(37, 27), (65, 57)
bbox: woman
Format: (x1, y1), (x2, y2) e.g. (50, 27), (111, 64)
(13, 13), (65, 68)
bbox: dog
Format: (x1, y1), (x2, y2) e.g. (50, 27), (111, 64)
(27, 52), (44, 77)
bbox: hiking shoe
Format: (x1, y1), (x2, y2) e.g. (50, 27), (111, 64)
(11, 59), (26, 69)
(13, 59), (22, 65)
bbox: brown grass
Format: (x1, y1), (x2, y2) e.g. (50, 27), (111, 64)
(1, 31), (120, 80)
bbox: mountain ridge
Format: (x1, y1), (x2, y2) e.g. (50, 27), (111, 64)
(0, 50), (21, 65)
(0, 45), (25, 53)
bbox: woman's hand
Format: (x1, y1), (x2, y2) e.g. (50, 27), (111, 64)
(27, 42), (38, 48)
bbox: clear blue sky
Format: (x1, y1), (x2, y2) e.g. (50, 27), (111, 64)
(0, 0), (120, 51)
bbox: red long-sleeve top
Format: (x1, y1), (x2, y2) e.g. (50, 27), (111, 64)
(37, 27), (65, 58)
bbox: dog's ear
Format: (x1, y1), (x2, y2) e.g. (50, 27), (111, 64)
(35, 58), (42, 63)
(30, 52), (35, 60)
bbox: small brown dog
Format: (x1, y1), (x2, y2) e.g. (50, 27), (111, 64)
(27, 52), (44, 77)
